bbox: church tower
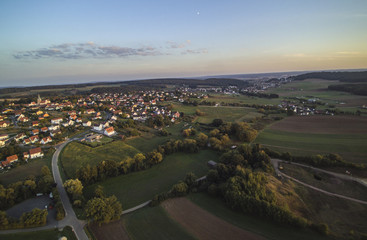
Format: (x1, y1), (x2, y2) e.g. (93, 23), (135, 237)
(37, 94), (41, 105)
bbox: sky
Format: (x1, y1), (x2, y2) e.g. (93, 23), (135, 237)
(0, 0), (366, 87)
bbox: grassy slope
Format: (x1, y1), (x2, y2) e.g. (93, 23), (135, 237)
(123, 206), (197, 240)
(254, 129), (367, 163)
(84, 150), (218, 209)
(0, 149), (54, 186)
(188, 193), (330, 240)
(60, 140), (140, 178)
(0, 226), (77, 240)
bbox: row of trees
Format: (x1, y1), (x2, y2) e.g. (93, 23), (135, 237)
(0, 166), (54, 210)
(0, 208), (48, 230)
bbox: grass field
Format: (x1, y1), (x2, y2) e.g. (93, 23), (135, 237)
(255, 116), (367, 165)
(208, 94), (282, 105)
(122, 205), (196, 240)
(281, 163), (367, 201)
(188, 193), (330, 240)
(0, 226), (77, 240)
(60, 140), (140, 178)
(84, 150), (218, 209)
(126, 122), (185, 153)
(171, 103), (263, 124)
(0, 149), (54, 186)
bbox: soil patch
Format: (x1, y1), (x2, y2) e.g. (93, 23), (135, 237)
(89, 221), (130, 240)
(162, 197), (264, 240)
(270, 115), (367, 134)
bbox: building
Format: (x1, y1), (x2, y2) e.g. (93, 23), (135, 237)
(0, 134), (8, 141)
(104, 127), (116, 136)
(0, 121), (10, 128)
(41, 136), (52, 145)
(1, 155), (19, 168)
(51, 118), (63, 125)
(29, 147), (44, 159)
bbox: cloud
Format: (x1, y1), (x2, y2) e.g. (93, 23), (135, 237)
(181, 49), (208, 55)
(13, 43), (161, 60)
(167, 40), (191, 49)
(335, 51), (360, 55)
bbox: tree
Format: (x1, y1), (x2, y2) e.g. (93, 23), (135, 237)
(85, 195), (122, 225)
(170, 181), (188, 197)
(63, 179), (83, 201)
(0, 211), (8, 228)
(133, 153), (146, 171)
(20, 208), (48, 227)
(196, 132), (208, 147)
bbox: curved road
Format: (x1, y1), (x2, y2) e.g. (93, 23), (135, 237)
(271, 159), (367, 205)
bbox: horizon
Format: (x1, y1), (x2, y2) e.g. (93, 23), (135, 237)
(1, 0), (366, 87)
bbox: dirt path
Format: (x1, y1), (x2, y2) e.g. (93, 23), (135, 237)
(89, 221), (130, 240)
(162, 198), (265, 240)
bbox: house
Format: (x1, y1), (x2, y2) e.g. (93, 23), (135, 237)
(15, 133), (26, 142)
(48, 125), (60, 131)
(104, 127), (116, 136)
(32, 121), (39, 127)
(50, 130), (61, 137)
(51, 118), (63, 124)
(18, 117), (29, 123)
(41, 127), (48, 133)
(32, 129), (39, 135)
(0, 134), (8, 141)
(82, 121), (92, 127)
(93, 124), (103, 131)
(1, 154), (19, 168)
(86, 109), (96, 114)
(0, 121), (10, 128)
(41, 136), (52, 145)
(23, 152), (29, 160)
(0, 140), (5, 147)
(29, 147), (44, 159)
(30, 135), (39, 143)
(76, 118), (82, 123)
(23, 138), (31, 145)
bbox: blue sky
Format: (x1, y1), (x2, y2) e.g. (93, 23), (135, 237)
(0, 0), (366, 87)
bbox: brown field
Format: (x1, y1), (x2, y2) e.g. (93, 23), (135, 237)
(89, 221), (130, 240)
(270, 115), (367, 134)
(162, 198), (264, 240)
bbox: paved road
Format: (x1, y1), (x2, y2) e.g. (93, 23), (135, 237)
(52, 140), (88, 240)
(271, 159), (367, 205)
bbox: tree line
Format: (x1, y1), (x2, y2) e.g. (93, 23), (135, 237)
(293, 71), (367, 82)
(328, 83), (367, 96)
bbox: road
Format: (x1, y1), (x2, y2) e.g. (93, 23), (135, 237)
(52, 139), (88, 240)
(0, 139), (88, 239)
(271, 159), (367, 205)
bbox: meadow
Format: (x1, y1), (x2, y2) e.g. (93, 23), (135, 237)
(0, 226), (76, 240)
(0, 149), (54, 186)
(84, 150), (218, 209)
(60, 140), (140, 178)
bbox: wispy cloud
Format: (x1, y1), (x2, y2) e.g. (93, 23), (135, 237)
(13, 42), (161, 60)
(335, 51), (360, 55)
(14, 41), (206, 60)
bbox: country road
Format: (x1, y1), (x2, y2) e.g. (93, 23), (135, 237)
(271, 159), (367, 205)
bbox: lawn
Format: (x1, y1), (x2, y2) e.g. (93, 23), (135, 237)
(0, 226), (77, 240)
(188, 193), (331, 240)
(122, 205), (196, 240)
(0, 149), (54, 186)
(254, 129), (367, 164)
(84, 150), (218, 209)
(60, 140), (140, 178)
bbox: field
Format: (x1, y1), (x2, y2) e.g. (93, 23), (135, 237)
(162, 197), (264, 240)
(0, 149), (54, 186)
(125, 122), (185, 153)
(188, 193), (330, 240)
(60, 140), (140, 178)
(281, 163), (367, 201)
(254, 116), (367, 163)
(84, 150), (218, 209)
(0, 226), (77, 240)
(172, 103), (263, 123)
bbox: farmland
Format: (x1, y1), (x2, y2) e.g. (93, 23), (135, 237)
(254, 116), (367, 163)
(84, 150), (218, 209)
(0, 226), (77, 240)
(60, 140), (140, 178)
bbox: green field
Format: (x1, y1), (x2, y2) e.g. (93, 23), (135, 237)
(126, 122), (185, 153)
(122, 205), (196, 240)
(208, 93), (282, 105)
(188, 193), (331, 240)
(172, 103), (263, 123)
(60, 140), (140, 178)
(0, 149), (54, 186)
(0, 226), (77, 240)
(254, 129), (367, 163)
(84, 150), (218, 209)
